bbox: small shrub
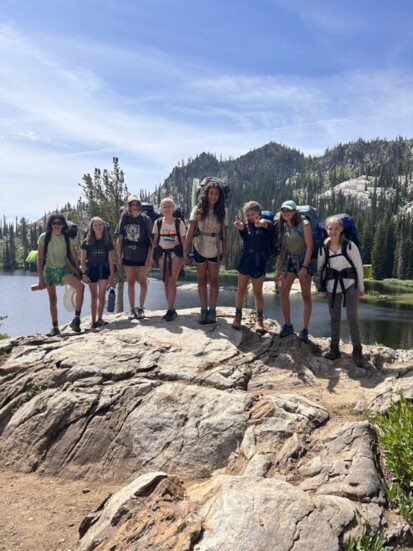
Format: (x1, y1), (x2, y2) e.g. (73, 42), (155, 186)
(24, 379), (49, 401)
(344, 521), (390, 551)
(373, 393), (413, 524)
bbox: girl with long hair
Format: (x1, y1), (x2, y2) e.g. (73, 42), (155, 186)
(184, 181), (228, 324)
(37, 213), (84, 336)
(275, 200), (313, 343)
(116, 195), (153, 320)
(232, 201), (270, 333)
(80, 216), (115, 328)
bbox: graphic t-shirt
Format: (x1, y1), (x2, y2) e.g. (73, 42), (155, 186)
(190, 206), (228, 258)
(81, 238), (114, 266)
(38, 232), (75, 268)
(116, 214), (153, 262)
(154, 219), (186, 250)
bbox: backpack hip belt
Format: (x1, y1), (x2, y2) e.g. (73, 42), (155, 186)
(327, 267), (357, 308)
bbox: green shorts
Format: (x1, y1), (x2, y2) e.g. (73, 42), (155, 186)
(44, 266), (71, 286)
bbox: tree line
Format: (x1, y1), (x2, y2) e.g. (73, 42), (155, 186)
(1, 140), (413, 280)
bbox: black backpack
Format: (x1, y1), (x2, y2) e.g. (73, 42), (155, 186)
(197, 177), (230, 203)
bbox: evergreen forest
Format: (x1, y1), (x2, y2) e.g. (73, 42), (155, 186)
(2, 138), (413, 280)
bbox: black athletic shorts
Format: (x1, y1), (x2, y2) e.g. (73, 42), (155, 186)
(86, 265), (110, 282)
(193, 247), (219, 264)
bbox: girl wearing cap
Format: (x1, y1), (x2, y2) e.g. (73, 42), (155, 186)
(37, 213), (84, 336)
(80, 217), (115, 328)
(116, 196), (153, 320)
(184, 180), (228, 324)
(276, 200), (313, 342)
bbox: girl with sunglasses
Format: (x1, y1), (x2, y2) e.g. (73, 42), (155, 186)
(37, 213), (84, 336)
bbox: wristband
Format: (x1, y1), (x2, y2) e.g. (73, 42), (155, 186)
(302, 265), (308, 269)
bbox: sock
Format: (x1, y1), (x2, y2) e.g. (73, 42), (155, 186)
(74, 310), (81, 318)
(235, 307), (242, 315)
(52, 320), (58, 327)
(257, 309), (263, 317)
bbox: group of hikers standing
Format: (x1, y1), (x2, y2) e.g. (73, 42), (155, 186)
(36, 179), (365, 367)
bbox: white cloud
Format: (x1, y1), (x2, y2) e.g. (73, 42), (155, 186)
(1, 22), (413, 220)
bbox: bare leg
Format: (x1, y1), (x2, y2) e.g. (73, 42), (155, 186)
(280, 272), (296, 324)
(47, 285), (58, 324)
(207, 261), (220, 307)
(251, 275), (265, 312)
(164, 256), (183, 310)
(298, 271), (312, 329)
(124, 266), (136, 310)
(235, 273), (250, 309)
(137, 265), (149, 308)
(195, 262), (208, 305)
(97, 279), (108, 320)
(88, 281), (98, 323)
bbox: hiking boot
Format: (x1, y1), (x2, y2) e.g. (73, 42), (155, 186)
(207, 308), (217, 324)
(96, 319), (109, 326)
(298, 328), (309, 343)
(325, 344), (341, 360)
(254, 315), (266, 334)
(70, 317), (81, 333)
(198, 307), (208, 325)
(165, 309), (177, 322)
(47, 327), (60, 337)
(89, 321), (99, 329)
(352, 346), (364, 367)
(136, 307), (145, 320)
(232, 312), (242, 330)
(280, 323), (294, 337)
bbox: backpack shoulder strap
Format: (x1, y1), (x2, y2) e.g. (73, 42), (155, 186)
(43, 230), (52, 263)
(64, 233), (71, 259)
(155, 218), (162, 246)
(175, 217), (183, 248)
(341, 238), (358, 287)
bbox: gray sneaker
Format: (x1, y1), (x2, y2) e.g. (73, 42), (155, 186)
(136, 307), (145, 320)
(128, 308), (137, 320)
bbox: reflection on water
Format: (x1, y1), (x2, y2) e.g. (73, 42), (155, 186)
(1, 272), (412, 350)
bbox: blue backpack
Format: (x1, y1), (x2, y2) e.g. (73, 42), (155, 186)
(262, 210), (281, 257)
(321, 213), (360, 247)
(296, 205), (323, 258)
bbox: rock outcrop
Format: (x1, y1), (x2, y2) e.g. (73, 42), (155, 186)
(0, 308), (412, 550)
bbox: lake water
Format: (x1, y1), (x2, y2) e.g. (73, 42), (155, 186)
(1, 272), (412, 350)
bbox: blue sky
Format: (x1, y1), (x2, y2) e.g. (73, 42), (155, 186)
(1, 0), (413, 220)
